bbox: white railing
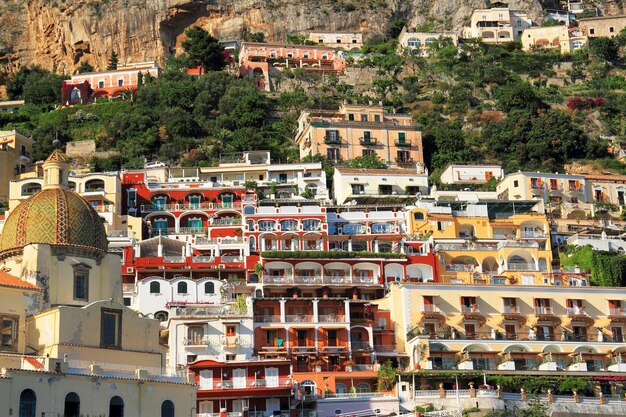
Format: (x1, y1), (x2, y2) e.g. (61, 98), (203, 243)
(460, 305), (480, 314)
(192, 256), (215, 263)
(497, 240), (539, 249)
(325, 392), (392, 399)
(319, 314), (346, 323)
(254, 315), (281, 323)
(67, 359), (185, 378)
(535, 306), (554, 315)
(414, 390), (441, 397)
(107, 230), (129, 238)
(294, 275), (323, 284)
(566, 307), (588, 316)
(422, 304), (441, 313)
(285, 315), (314, 323)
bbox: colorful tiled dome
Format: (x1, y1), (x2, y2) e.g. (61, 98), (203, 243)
(0, 187), (108, 255)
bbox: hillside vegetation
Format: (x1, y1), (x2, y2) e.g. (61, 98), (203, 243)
(1, 28), (626, 178)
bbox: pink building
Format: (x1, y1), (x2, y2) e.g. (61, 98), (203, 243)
(239, 42), (346, 91)
(68, 61), (160, 100)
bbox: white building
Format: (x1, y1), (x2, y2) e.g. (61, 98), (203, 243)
(398, 28), (458, 56)
(333, 167), (429, 205)
(440, 164), (504, 185)
(566, 230), (626, 253)
(308, 31), (363, 50)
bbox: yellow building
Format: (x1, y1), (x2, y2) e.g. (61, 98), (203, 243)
(521, 26), (587, 53)
(295, 103), (424, 168)
(463, 8), (532, 43)
(0, 130), (33, 203)
(408, 200), (555, 285)
(0, 148), (195, 417)
(382, 282), (626, 374)
(578, 15), (626, 38)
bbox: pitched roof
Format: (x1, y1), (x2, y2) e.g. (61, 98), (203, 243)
(0, 270), (41, 290)
(44, 148), (69, 164)
(336, 168), (419, 176)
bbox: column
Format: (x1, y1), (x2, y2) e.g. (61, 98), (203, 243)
(368, 327), (374, 351)
(174, 216), (180, 233)
(348, 238), (353, 251)
(312, 299), (319, 323)
(280, 299), (286, 323)
(374, 239), (379, 253)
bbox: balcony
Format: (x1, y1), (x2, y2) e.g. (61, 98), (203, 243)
(319, 314), (346, 323)
(395, 157), (414, 164)
(294, 275), (323, 285)
(359, 138), (377, 146)
(566, 307), (588, 317)
(263, 276), (293, 284)
(460, 305), (482, 316)
(394, 140), (411, 147)
(520, 231), (546, 239)
(351, 342), (373, 351)
(285, 315), (314, 323)
(609, 308), (626, 320)
(291, 345), (317, 353)
(192, 255), (216, 263)
(502, 306), (520, 314)
(534, 306), (554, 315)
(201, 377), (292, 391)
(324, 136), (341, 145)
(254, 315), (281, 323)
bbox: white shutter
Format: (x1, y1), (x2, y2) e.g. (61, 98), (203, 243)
(233, 368), (246, 388)
(265, 398), (281, 417)
(265, 367), (279, 388)
(199, 370), (213, 390)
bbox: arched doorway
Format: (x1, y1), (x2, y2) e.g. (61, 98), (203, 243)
(161, 400), (175, 417)
(19, 389), (37, 417)
(64, 392), (80, 417)
(109, 396), (124, 417)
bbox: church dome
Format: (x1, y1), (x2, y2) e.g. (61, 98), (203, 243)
(0, 188), (108, 255)
(0, 148), (108, 257)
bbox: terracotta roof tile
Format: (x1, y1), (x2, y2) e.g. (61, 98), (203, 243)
(0, 270), (41, 290)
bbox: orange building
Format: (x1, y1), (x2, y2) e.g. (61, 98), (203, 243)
(239, 42), (346, 91)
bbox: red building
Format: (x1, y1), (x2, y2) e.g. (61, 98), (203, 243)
(190, 359), (293, 417)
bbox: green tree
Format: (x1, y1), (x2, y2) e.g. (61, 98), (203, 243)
(107, 51), (119, 70)
(23, 72), (65, 105)
(589, 37), (619, 63)
(181, 27), (228, 72)
(431, 122), (474, 169)
(377, 360), (397, 391)
(345, 154), (388, 169)
(5, 66), (49, 99)
(77, 61), (95, 73)
(494, 81), (546, 114)
(245, 31), (266, 42)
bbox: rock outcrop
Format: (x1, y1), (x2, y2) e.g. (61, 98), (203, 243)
(0, 0), (624, 76)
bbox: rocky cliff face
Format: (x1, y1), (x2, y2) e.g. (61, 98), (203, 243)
(0, 0), (624, 75)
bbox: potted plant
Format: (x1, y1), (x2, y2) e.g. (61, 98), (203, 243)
(344, 360), (355, 372)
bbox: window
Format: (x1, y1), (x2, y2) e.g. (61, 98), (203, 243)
(348, 113), (355, 121)
(336, 39), (341, 43)
(491, 277), (506, 285)
(360, 114), (368, 121)
(73, 265), (90, 301)
(356, 383), (371, 393)
(101, 308), (122, 348)
(98, 80), (104, 88)
(610, 27), (615, 33)
(396, 150), (410, 162)
(161, 400), (175, 417)
(351, 184), (364, 194)
(205, 282), (215, 294)
(407, 38), (421, 48)
(70, 88), (81, 102)
(363, 131), (371, 140)
(1, 314), (18, 351)
(374, 115), (380, 122)
(326, 148), (340, 161)
(150, 281), (160, 294)
(226, 325), (237, 336)
(413, 211), (424, 221)
(123, 297), (131, 307)
(398, 132), (406, 144)
(127, 188), (137, 208)
(19, 389), (36, 417)
(187, 326), (204, 344)
(178, 281), (188, 294)
(589, 28), (595, 35)
(303, 219), (320, 231)
(278, 173), (288, 183)
(379, 185), (392, 195)
(362, 149), (375, 157)
(64, 392), (80, 417)
(109, 396), (124, 417)
(118, 79), (124, 87)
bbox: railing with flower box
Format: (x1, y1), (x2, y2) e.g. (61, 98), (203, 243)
(202, 377), (292, 391)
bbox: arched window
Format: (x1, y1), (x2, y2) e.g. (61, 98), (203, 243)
(154, 311), (168, 322)
(244, 205), (255, 215)
(150, 281), (160, 294)
(109, 396), (124, 417)
(19, 389), (36, 417)
(335, 383), (348, 394)
(177, 281), (188, 294)
(161, 400), (175, 417)
(64, 392), (80, 417)
(407, 38), (421, 48)
(356, 383), (371, 393)
(413, 211), (425, 221)
(204, 282), (215, 294)
(85, 179), (105, 192)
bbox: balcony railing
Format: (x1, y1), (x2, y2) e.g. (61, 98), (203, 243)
(263, 276), (293, 284)
(395, 140), (411, 147)
(192, 255), (216, 263)
(351, 342), (373, 351)
(107, 230), (129, 238)
(285, 315), (314, 323)
(142, 202), (242, 213)
(200, 377), (292, 391)
(359, 138), (377, 146)
(534, 306), (554, 315)
(293, 275), (323, 284)
(422, 304), (442, 313)
(324, 136), (341, 144)
(609, 308), (626, 317)
(460, 305), (481, 314)
(521, 231), (546, 238)
(254, 315), (281, 323)
(319, 314), (346, 323)
(502, 306), (520, 314)
(566, 307), (588, 316)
